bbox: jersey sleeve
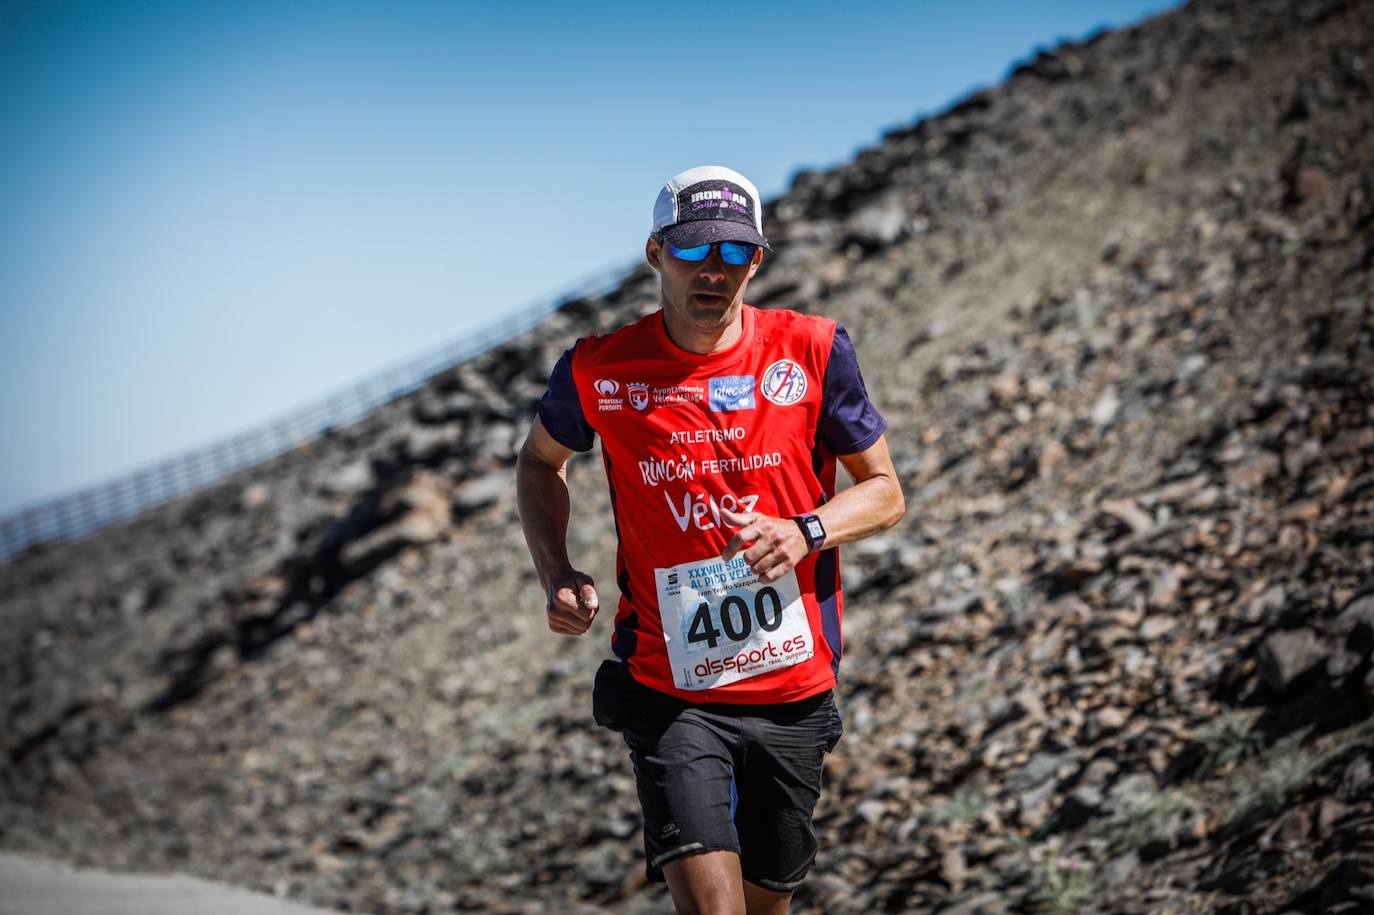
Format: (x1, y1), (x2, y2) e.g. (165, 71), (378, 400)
(536, 347), (595, 452)
(818, 324), (887, 455)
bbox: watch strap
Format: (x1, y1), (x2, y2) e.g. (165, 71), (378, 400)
(793, 513), (827, 554)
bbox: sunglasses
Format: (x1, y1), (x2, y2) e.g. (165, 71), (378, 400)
(666, 240), (759, 266)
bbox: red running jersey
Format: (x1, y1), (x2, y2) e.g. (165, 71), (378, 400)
(538, 304), (885, 704)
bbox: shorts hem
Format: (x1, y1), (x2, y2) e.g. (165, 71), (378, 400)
(650, 842), (706, 870)
(646, 843), (741, 881)
(745, 874), (809, 892)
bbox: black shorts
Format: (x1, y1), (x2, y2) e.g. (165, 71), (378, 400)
(611, 672), (843, 892)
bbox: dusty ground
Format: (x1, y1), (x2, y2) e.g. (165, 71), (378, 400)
(0, 853), (349, 915)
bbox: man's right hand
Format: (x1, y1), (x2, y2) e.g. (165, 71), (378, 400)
(546, 570), (600, 636)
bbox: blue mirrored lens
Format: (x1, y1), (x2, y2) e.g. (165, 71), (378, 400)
(668, 243), (710, 261)
(719, 242), (756, 265)
(668, 241), (757, 265)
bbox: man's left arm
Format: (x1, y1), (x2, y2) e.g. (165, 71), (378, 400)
(721, 434), (905, 583)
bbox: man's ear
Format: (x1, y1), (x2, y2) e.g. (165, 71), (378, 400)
(645, 235), (662, 273)
(746, 245), (764, 279)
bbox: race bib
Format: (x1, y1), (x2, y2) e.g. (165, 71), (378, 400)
(655, 554), (813, 690)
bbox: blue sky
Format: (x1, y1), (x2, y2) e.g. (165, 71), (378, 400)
(0, 0), (1175, 516)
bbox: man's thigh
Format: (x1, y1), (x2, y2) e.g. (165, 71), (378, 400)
(734, 692), (840, 892)
(626, 705), (743, 881)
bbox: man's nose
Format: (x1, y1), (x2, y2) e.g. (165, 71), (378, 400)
(698, 248), (728, 279)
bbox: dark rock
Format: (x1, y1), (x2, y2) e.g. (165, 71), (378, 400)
(452, 469), (512, 516)
(321, 461), (373, 496)
(1337, 593), (1374, 634)
(1245, 584), (1291, 625)
(1104, 773), (1157, 817)
(930, 590), (983, 620)
(936, 890), (1011, 915)
(846, 200), (908, 248)
(1043, 784), (1103, 834)
(400, 426), (458, 464)
(1007, 751), (1076, 794)
(1340, 755), (1372, 800)
(1257, 628), (1329, 693)
(1278, 853), (1374, 914)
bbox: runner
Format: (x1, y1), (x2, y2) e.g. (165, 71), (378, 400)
(516, 165), (904, 915)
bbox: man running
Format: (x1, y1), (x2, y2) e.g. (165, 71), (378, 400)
(517, 165), (904, 915)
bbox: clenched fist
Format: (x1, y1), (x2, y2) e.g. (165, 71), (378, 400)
(546, 570), (600, 636)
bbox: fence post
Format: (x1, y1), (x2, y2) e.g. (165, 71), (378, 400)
(77, 488), (100, 538)
(0, 515), (18, 556)
(156, 460), (178, 504)
(21, 509), (40, 550)
(52, 498), (75, 543)
(210, 439), (235, 477)
(101, 480), (128, 528)
(134, 468), (156, 517)
(164, 458), (188, 502)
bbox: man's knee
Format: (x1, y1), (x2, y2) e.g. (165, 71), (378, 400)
(662, 849), (746, 915)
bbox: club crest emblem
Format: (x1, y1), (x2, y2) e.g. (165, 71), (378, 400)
(761, 359), (807, 406)
(628, 383), (650, 411)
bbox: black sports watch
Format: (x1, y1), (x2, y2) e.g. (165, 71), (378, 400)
(793, 513), (827, 554)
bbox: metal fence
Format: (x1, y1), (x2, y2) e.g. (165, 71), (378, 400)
(0, 258), (638, 562)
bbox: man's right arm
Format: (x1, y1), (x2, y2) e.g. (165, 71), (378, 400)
(516, 416), (600, 635)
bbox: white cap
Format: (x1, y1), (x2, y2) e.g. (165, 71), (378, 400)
(651, 165), (769, 249)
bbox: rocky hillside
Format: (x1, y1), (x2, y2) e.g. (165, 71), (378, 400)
(3, 0), (1372, 912)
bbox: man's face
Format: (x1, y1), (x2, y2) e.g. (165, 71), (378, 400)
(646, 234), (764, 335)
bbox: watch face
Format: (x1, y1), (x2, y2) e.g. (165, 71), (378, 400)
(805, 518), (824, 540)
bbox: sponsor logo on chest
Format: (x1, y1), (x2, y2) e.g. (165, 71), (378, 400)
(595, 378), (623, 411)
(595, 379), (706, 412)
(709, 375), (756, 412)
(760, 359), (807, 406)
(596, 363), (801, 415)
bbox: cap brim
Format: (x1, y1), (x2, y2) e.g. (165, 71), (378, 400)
(661, 221), (770, 251)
